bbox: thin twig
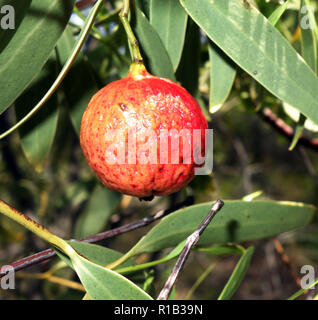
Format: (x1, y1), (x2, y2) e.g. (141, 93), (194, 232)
(184, 261), (216, 300)
(260, 108), (318, 152)
(272, 238), (302, 288)
(16, 272), (85, 292)
(297, 147), (318, 187)
(0, 196), (193, 279)
(157, 199), (224, 300)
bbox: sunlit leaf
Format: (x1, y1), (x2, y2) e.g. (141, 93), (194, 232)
(127, 200), (315, 256)
(218, 246), (254, 300)
(208, 42), (236, 113)
(180, 0), (318, 124)
(268, 0), (291, 26)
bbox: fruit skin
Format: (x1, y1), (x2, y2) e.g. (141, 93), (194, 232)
(80, 63), (208, 198)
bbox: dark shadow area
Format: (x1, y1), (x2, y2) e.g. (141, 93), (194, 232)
(226, 219), (239, 242)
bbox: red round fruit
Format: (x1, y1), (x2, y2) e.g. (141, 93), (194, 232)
(80, 63), (208, 198)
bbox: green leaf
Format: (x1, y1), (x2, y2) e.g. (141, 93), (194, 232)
(196, 244), (245, 256)
(116, 240), (186, 275)
(74, 184), (121, 239)
(15, 54), (59, 173)
(288, 277), (318, 300)
(300, 0), (317, 73)
(0, 0), (104, 140)
(55, 241), (151, 300)
(288, 0), (317, 150)
(0, 0), (75, 115)
(268, 0), (291, 26)
(71, 253), (152, 300)
(208, 42), (236, 113)
(55, 242), (152, 300)
(56, 26), (99, 134)
(135, 0), (151, 18)
(173, 19), (211, 120)
(176, 19), (200, 95)
(180, 0), (318, 125)
(0, 199), (149, 300)
(149, 0), (188, 70)
(133, 7), (176, 81)
(69, 241), (134, 268)
(218, 246), (254, 300)
(55, 241), (134, 271)
(127, 200), (315, 256)
(288, 113), (306, 151)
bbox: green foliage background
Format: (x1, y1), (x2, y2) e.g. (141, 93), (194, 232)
(0, 0), (318, 300)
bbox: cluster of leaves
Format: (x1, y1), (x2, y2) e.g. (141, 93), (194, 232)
(0, 0), (318, 300)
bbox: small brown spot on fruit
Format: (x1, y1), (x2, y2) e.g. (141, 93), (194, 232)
(119, 103), (127, 111)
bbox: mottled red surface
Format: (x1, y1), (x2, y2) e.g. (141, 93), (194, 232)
(80, 63), (208, 198)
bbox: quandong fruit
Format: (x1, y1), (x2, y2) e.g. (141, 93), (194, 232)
(80, 63), (208, 199)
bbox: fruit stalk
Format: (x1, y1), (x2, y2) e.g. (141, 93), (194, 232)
(119, 0), (143, 64)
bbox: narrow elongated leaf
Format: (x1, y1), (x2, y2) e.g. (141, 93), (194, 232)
(289, 0), (317, 149)
(288, 277), (318, 300)
(300, 0), (317, 73)
(289, 114), (306, 150)
(180, 0), (318, 124)
(196, 244), (244, 256)
(133, 7), (176, 81)
(74, 184), (121, 239)
(56, 26), (99, 134)
(55, 244), (152, 300)
(175, 20), (210, 121)
(0, 0), (104, 140)
(218, 246), (254, 300)
(68, 241), (134, 268)
(116, 240), (186, 275)
(149, 0), (188, 70)
(0, 0), (75, 115)
(128, 200), (315, 256)
(135, 0), (151, 18)
(0, 199), (150, 300)
(71, 253), (152, 300)
(66, 241), (154, 293)
(15, 55), (59, 173)
(176, 19), (200, 95)
(208, 42), (236, 113)
(268, 0), (291, 26)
